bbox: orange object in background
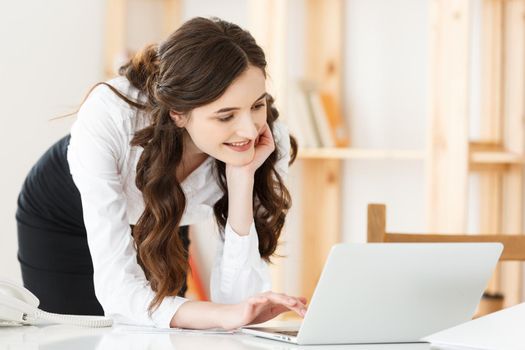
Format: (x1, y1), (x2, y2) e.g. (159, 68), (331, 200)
(319, 92), (350, 147)
(186, 254), (208, 301)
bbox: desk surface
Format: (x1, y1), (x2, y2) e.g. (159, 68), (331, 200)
(0, 323), (461, 350)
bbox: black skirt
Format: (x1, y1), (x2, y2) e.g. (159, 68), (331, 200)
(16, 135), (188, 316)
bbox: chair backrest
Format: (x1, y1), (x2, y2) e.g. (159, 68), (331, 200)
(367, 203), (525, 316)
(367, 203), (525, 261)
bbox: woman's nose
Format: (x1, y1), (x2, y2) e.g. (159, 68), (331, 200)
(236, 113), (259, 139)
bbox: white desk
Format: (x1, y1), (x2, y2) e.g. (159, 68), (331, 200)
(0, 323), (462, 350)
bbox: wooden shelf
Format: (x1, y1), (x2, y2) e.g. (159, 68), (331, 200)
(298, 148), (425, 160)
(470, 151), (524, 164)
(469, 142), (524, 165)
(298, 148), (525, 164)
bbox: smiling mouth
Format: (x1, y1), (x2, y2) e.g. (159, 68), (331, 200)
(224, 140), (250, 147)
(224, 140), (252, 152)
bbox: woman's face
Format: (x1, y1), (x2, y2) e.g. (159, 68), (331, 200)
(171, 65), (268, 166)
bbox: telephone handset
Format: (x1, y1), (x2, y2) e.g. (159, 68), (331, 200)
(0, 279), (112, 328)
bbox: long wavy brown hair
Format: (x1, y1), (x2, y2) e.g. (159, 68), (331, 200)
(97, 17), (297, 312)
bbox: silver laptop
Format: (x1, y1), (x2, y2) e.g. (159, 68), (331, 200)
(241, 243), (502, 345)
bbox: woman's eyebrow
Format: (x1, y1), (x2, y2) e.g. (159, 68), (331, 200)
(213, 92), (268, 114)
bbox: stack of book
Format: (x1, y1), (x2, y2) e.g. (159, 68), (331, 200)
(287, 80), (350, 148)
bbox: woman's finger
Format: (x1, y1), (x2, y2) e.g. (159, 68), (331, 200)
(262, 292), (307, 316)
(286, 296), (307, 315)
(257, 123), (268, 135)
(244, 296), (272, 323)
(257, 124), (274, 144)
(281, 294), (306, 308)
(257, 292), (306, 311)
(248, 296), (268, 305)
(283, 295), (307, 309)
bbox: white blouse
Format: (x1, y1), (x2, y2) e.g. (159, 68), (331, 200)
(67, 76), (291, 328)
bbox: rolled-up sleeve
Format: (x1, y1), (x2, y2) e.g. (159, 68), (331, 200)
(67, 85), (186, 328)
(210, 121), (291, 303)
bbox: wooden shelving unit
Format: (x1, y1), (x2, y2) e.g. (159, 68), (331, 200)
(427, 0), (525, 308)
(299, 0), (344, 301)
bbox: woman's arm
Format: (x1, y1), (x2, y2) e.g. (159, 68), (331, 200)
(226, 169), (254, 236)
(226, 123), (274, 235)
(170, 292), (307, 330)
(68, 84), (188, 327)
(208, 123), (280, 304)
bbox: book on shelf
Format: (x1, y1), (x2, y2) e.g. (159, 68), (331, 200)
(306, 88), (335, 148)
(287, 80), (321, 148)
(319, 92), (350, 147)
(287, 79), (349, 149)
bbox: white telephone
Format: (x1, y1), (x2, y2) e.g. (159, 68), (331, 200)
(0, 279), (112, 328)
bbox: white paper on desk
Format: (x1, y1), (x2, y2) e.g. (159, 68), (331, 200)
(114, 324), (235, 334)
(422, 302), (525, 350)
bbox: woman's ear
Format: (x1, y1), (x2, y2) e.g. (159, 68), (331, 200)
(169, 110), (187, 128)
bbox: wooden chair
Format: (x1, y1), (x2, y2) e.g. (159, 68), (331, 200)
(367, 203), (525, 316)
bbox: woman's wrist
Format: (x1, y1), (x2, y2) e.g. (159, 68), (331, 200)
(226, 166), (255, 236)
(170, 300), (229, 329)
(225, 164), (255, 183)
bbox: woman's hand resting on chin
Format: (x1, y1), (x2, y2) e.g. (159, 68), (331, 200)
(226, 123), (275, 177)
(224, 123), (276, 235)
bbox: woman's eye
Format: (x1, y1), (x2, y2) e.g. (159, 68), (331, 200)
(252, 103), (265, 110)
(218, 115), (234, 122)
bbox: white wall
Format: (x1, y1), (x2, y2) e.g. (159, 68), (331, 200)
(341, 0), (428, 242)
(0, 0), (105, 282)
(182, 0), (248, 28)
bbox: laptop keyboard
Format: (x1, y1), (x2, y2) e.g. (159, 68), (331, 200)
(244, 327), (299, 338)
(274, 330), (299, 337)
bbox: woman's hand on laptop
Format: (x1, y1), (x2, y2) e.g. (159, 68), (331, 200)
(220, 291), (308, 330)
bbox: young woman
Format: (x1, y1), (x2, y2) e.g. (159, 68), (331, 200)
(16, 17), (306, 329)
